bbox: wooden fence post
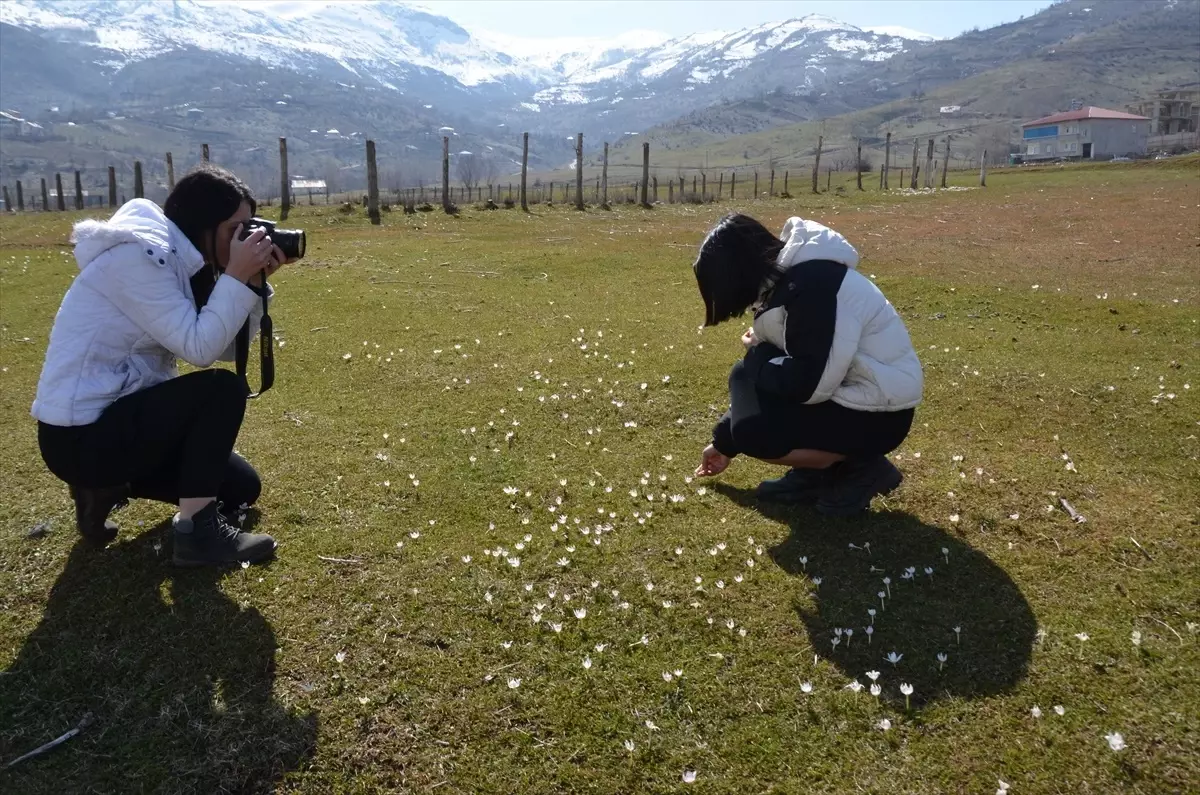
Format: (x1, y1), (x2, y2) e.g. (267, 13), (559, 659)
(601, 141), (609, 207)
(692, 175), (697, 194)
(884, 132), (891, 190)
(134, 161), (144, 198)
(107, 166), (117, 206)
(41, 178), (49, 211)
(813, 135), (823, 193)
(574, 133), (585, 210)
(442, 136), (451, 211)
(754, 171), (759, 197)
(640, 142), (650, 207)
(730, 171), (736, 199)
(278, 137), (290, 220)
(549, 181), (554, 203)
(594, 176), (600, 203)
(826, 168), (831, 191)
(701, 172), (707, 199)
(2, 186), (11, 213)
(521, 132), (529, 211)
(769, 169), (774, 197)
(856, 139), (863, 191)
(652, 175), (658, 203)
(980, 149), (987, 187)
(941, 137), (951, 188)
(910, 138), (920, 190)
(74, 171), (84, 210)
(879, 163), (884, 190)
(55, 173), (66, 210)
(166, 152), (175, 190)
(718, 172), (724, 198)
(366, 139), (380, 224)
(16, 180), (24, 211)
(202, 144), (210, 163)
(925, 138), (935, 189)
(900, 168), (905, 187)
(783, 170), (789, 195)
(668, 180), (674, 204)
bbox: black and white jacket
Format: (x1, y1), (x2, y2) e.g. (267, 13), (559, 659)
(742, 218), (923, 412)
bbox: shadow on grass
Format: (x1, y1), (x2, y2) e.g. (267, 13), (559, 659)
(0, 524), (316, 793)
(715, 483), (1036, 708)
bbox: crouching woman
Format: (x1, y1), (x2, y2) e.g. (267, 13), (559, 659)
(31, 165), (290, 566)
(692, 214), (923, 515)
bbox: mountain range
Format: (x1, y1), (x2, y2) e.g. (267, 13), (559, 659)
(1, 0), (1197, 197)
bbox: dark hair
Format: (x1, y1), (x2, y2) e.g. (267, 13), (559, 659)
(693, 213), (784, 326)
(163, 164), (256, 264)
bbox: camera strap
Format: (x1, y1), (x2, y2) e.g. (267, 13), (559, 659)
(236, 275), (274, 398)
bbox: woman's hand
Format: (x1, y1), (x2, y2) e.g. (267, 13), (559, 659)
(695, 444), (731, 478)
(225, 225), (276, 284)
(741, 327), (759, 349)
(249, 245), (294, 286)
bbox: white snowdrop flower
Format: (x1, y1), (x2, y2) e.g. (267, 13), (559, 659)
(573, 608), (587, 619)
(645, 582), (655, 592)
(954, 626), (962, 645)
(734, 575), (744, 583)
(557, 557), (570, 567)
(595, 643), (608, 652)
(550, 623), (563, 634)
(831, 636), (841, 651)
(924, 566), (934, 579)
(866, 670), (880, 682)
(484, 592), (494, 604)
(868, 608), (877, 624)
(1106, 732), (1127, 752)
(812, 577), (822, 587)
(677, 547), (686, 556)
(515, 542), (526, 551)
(877, 718), (892, 731)
(845, 680), (863, 693)
(715, 579), (726, 590)
(937, 652), (948, 671)
(662, 600), (673, 609)
(899, 682), (914, 709)
(409, 531), (421, 539)
(1054, 705), (1065, 716)
(942, 547), (950, 563)
(885, 651), (903, 667)
(1031, 705), (1043, 719)
(507, 557), (521, 568)
(524, 584), (533, 592)
(870, 684), (882, 697)
(644, 720), (659, 731)
(865, 626), (874, 643)
(334, 651), (346, 664)
(582, 656), (593, 670)
(949, 514), (960, 524)
(799, 556), (808, 569)
(1131, 630), (1142, 647)
(662, 671), (674, 682)
(623, 739), (635, 752)
(801, 681), (813, 693)
(1075, 632), (1090, 642)
(383, 480), (391, 488)
(507, 678), (521, 689)
(726, 619), (736, 630)
(531, 612), (543, 624)
(738, 628), (747, 637)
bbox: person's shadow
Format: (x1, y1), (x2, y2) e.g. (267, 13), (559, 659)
(716, 484), (1036, 707)
(1, 523), (316, 792)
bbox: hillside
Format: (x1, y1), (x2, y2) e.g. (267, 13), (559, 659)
(600, 0), (1200, 176)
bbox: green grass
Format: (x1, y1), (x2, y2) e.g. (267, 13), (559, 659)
(1, 159), (1197, 794)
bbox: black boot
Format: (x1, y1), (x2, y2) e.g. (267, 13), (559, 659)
(69, 483), (130, 545)
(816, 456), (903, 516)
(756, 467), (834, 503)
(172, 501), (276, 567)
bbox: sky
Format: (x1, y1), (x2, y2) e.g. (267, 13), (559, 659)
(416, 0), (1058, 41)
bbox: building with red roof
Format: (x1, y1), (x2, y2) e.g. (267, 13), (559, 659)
(1019, 106), (1150, 162)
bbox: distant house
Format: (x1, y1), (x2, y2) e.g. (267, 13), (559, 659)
(1019, 106), (1149, 161)
(1130, 88), (1200, 135)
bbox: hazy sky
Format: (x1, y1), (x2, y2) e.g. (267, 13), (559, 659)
(417, 0), (1057, 40)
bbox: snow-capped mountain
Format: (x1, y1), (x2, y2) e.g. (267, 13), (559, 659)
(0, 0), (931, 128)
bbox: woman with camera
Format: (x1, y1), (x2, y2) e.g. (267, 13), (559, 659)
(32, 165), (292, 567)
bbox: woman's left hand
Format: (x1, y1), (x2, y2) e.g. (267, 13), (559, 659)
(695, 444), (731, 478)
(741, 327), (759, 349)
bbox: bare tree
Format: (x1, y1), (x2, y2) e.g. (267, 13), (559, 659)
(455, 152), (479, 189)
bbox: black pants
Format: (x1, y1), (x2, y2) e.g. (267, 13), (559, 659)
(713, 358), (914, 460)
(38, 369), (260, 509)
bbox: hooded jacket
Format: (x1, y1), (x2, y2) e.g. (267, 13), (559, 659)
(742, 217), (923, 412)
(31, 199), (270, 427)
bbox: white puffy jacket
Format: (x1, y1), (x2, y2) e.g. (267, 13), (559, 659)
(31, 199), (270, 427)
(748, 217), (923, 412)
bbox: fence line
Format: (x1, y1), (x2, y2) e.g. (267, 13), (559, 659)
(3, 131), (1004, 214)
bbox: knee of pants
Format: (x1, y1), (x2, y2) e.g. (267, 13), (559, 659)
(730, 416), (788, 460)
(727, 359), (748, 389)
(201, 368), (247, 403)
(221, 458), (262, 509)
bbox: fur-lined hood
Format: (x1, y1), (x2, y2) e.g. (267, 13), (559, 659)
(71, 198), (206, 277)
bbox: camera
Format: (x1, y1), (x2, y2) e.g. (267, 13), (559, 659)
(238, 217), (306, 260)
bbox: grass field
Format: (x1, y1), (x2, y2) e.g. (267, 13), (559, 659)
(1, 159), (1197, 794)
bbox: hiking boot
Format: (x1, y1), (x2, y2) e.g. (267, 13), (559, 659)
(172, 501), (276, 567)
(816, 455), (903, 516)
(69, 483), (130, 545)
(756, 467), (833, 503)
